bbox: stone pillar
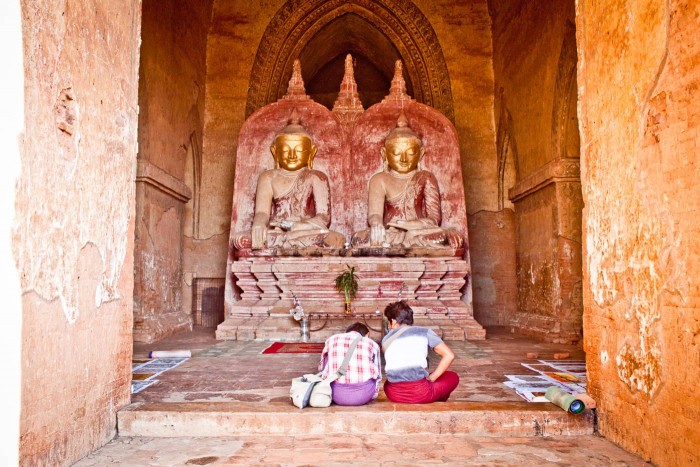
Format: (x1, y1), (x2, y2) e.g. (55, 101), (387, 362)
(509, 158), (583, 343)
(134, 160), (192, 343)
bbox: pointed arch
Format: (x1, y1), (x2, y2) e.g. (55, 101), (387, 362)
(245, 0), (455, 123)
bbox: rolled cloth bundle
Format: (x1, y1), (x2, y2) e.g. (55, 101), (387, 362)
(545, 386), (585, 414)
(149, 350), (191, 358)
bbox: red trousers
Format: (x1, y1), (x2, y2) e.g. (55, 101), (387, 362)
(384, 371), (459, 404)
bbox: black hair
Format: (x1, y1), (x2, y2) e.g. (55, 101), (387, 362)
(346, 322), (369, 336)
(383, 300), (414, 325)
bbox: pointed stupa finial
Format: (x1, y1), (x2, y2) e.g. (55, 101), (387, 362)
(333, 54), (364, 129)
(390, 60), (407, 96)
(283, 59), (309, 99)
(344, 54), (355, 79)
(384, 60), (412, 104)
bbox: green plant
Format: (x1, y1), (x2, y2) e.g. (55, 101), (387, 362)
(334, 265), (358, 312)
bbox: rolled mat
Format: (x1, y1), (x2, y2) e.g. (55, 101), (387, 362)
(545, 386), (585, 414)
(149, 350), (191, 358)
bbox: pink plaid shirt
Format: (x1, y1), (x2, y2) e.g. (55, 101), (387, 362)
(319, 331), (382, 384)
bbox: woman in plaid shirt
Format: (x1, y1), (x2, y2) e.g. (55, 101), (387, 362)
(319, 323), (382, 406)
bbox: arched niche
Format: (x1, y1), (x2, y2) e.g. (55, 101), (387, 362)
(246, 0), (454, 122)
(301, 13), (412, 109)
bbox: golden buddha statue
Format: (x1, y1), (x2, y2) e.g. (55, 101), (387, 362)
(352, 112), (463, 249)
(233, 111), (344, 250)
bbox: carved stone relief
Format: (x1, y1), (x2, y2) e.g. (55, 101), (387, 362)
(246, 0), (455, 123)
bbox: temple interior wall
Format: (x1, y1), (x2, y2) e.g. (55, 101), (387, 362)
(16, 1), (141, 464)
(134, 0), (213, 342)
(488, 0), (583, 340)
(577, 0), (700, 464)
(9, 0), (700, 465)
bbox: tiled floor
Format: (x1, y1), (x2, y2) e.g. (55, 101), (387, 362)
(131, 327), (585, 404)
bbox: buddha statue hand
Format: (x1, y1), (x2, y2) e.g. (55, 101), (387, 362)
(444, 228), (464, 248)
(387, 218), (436, 231)
(276, 220), (294, 230)
(269, 218), (328, 233)
(251, 222), (268, 249)
(369, 217), (386, 247)
(290, 219), (327, 232)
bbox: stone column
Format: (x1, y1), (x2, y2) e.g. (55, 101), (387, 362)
(508, 158), (583, 343)
(134, 160), (192, 342)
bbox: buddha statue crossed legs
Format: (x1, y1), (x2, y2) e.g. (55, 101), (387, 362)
(352, 112), (463, 249)
(233, 111), (344, 250)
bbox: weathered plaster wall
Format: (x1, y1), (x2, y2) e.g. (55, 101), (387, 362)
(16, 1), (140, 464)
(135, 0), (213, 342)
(490, 0), (583, 341)
(577, 0), (700, 464)
(187, 0), (505, 325)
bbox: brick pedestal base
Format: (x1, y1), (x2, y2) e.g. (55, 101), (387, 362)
(217, 256), (485, 341)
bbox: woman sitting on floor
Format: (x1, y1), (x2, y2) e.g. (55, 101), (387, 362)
(319, 322), (382, 406)
(382, 301), (459, 403)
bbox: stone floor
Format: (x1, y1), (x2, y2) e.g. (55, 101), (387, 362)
(130, 327), (584, 404)
(73, 327), (649, 465)
(75, 434), (648, 466)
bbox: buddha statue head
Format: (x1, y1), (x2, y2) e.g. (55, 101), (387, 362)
(381, 111), (425, 175)
(271, 109), (318, 171)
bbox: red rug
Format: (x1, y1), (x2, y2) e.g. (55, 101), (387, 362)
(262, 342), (325, 354)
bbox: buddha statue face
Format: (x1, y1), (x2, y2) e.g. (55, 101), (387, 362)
(271, 133), (317, 171)
(382, 136), (424, 174)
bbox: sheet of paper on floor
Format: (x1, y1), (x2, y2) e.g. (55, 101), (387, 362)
(503, 359), (588, 402)
(131, 379), (158, 394)
(131, 357), (188, 394)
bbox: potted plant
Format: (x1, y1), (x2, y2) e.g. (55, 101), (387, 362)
(335, 265), (359, 314)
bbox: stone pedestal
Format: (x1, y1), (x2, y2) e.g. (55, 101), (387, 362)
(508, 158), (583, 343)
(217, 256), (485, 341)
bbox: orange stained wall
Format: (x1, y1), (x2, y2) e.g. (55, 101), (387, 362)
(577, 0), (700, 464)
